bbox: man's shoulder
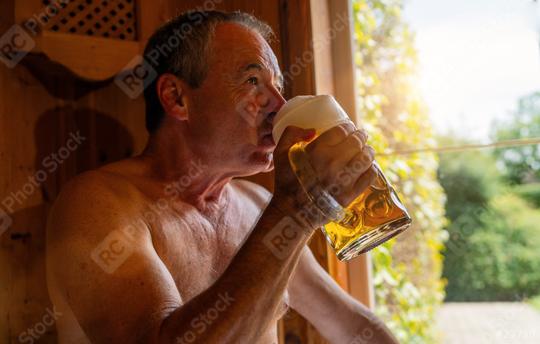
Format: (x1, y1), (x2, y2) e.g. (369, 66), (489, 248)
(48, 169), (144, 238)
(229, 178), (272, 209)
(57, 169), (138, 207)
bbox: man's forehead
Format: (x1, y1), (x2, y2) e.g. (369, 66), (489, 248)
(212, 23), (282, 76)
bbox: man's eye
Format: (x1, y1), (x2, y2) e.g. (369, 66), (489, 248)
(247, 77), (259, 85)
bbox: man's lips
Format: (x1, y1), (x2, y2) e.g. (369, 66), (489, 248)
(259, 118), (276, 148)
(259, 133), (276, 148)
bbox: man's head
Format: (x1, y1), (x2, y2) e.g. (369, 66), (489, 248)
(143, 11), (286, 176)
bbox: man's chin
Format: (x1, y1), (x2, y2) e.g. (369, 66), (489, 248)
(247, 151), (274, 174)
(261, 157), (274, 173)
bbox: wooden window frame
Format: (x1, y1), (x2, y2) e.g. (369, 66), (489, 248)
(309, 0), (374, 308)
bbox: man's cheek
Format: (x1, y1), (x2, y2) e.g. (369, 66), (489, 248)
(235, 120), (260, 146)
(235, 92), (266, 128)
(237, 101), (259, 127)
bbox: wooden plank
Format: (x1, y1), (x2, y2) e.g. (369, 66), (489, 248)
(36, 31), (140, 80)
(279, 0), (315, 98)
(0, 19), (147, 344)
(137, 0), (175, 42)
(309, 0), (335, 96)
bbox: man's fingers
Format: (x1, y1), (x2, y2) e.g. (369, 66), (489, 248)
(306, 122), (355, 152)
(352, 165), (378, 197)
(342, 129), (368, 150)
(317, 131), (368, 169)
(274, 125), (316, 171)
(345, 145), (375, 176)
(275, 126), (316, 154)
(350, 129), (368, 146)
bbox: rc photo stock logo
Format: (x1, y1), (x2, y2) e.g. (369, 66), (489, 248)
(235, 83), (273, 129)
(91, 228), (135, 274)
(115, 5), (229, 99)
(0, 25), (35, 68)
(263, 216), (307, 260)
(0, 130), (85, 238)
(176, 292), (234, 344)
(18, 306), (62, 344)
(0, 0), (72, 68)
(115, 22), (193, 99)
(0, 207), (13, 237)
(114, 55), (158, 99)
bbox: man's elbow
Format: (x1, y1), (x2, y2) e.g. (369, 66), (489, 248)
(346, 309), (400, 344)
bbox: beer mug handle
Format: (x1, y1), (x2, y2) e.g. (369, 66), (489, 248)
(288, 141), (358, 226)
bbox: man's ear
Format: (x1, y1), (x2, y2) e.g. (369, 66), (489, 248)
(156, 73), (189, 121)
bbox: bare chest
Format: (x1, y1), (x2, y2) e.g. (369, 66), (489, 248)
(148, 191), (258, 302)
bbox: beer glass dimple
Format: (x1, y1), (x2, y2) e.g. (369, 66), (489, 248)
(272, 95), (412, 261)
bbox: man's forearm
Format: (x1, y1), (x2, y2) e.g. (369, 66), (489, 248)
(288, 246), (400, 344)
(157, 196), (312, 343)
(343, 302), (400, 344)
(313, 294), (399, 344)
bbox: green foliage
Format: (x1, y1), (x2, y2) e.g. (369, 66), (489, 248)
(512, 182), (540, 207)
(440, 91), (540, 302)
(492, 92), (540, 184)
(529, 294), (540, 312)
(438, 149), (502, 220)
(439, 151), (540, 301)
(353, 1), (447, 342)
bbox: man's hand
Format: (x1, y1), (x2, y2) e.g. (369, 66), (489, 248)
(272, 123), (378, 228)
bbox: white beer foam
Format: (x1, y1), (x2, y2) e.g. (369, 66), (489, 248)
(272, 95), (353, 144)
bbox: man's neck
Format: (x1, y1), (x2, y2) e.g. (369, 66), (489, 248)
(140, 124), (233, 211)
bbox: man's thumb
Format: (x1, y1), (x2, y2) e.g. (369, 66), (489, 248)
(275, 126), (316, 156)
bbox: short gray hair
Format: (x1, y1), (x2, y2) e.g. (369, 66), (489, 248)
(143, 10), (275, 132)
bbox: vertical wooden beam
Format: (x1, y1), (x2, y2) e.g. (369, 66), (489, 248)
(278, 0), (374, 340)
(309, 0), (375, 308)
(279, 0), (315, 98)
(278, 1), (332, 343)
(328, 0), (375, 309)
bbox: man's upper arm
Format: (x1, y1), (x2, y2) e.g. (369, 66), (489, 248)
(47, 172), (181, 343)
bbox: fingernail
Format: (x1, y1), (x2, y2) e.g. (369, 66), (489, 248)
(303, 129), (316, 140)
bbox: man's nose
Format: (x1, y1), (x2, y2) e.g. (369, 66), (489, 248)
(266, 84), (286, 115)
(275, 92), (286, 112)
(261, 87), (285, 126)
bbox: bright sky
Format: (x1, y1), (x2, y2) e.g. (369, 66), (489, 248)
(403, 0), (540, 141)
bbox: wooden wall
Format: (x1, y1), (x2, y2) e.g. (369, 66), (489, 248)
(0, 1), (332, 342)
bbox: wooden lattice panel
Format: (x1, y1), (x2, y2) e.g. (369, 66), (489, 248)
(42, 0), (137, 41)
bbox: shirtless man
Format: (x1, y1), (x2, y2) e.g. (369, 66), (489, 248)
(46, 11), (399, 344)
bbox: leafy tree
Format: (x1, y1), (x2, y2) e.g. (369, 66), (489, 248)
(438, 149), (501, 220)
(439, 150), (540, 301)
(512, 182), (540, 207)
(492, 92), (540, 184)
(353, 1), (447, 342)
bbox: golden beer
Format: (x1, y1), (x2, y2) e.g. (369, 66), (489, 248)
(273, 95), (412, 261)
(288, 140), (411, 260)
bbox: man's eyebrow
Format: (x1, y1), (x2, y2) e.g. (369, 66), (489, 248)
(239, 63), (264, 73)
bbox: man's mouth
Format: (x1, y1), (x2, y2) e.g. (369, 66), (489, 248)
(258, 131), (276, 149)
(261, 133), (275, 145)
(258, 112), (277, 149)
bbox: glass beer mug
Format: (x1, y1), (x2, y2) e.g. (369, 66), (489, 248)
(272, 95), (412, 261)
